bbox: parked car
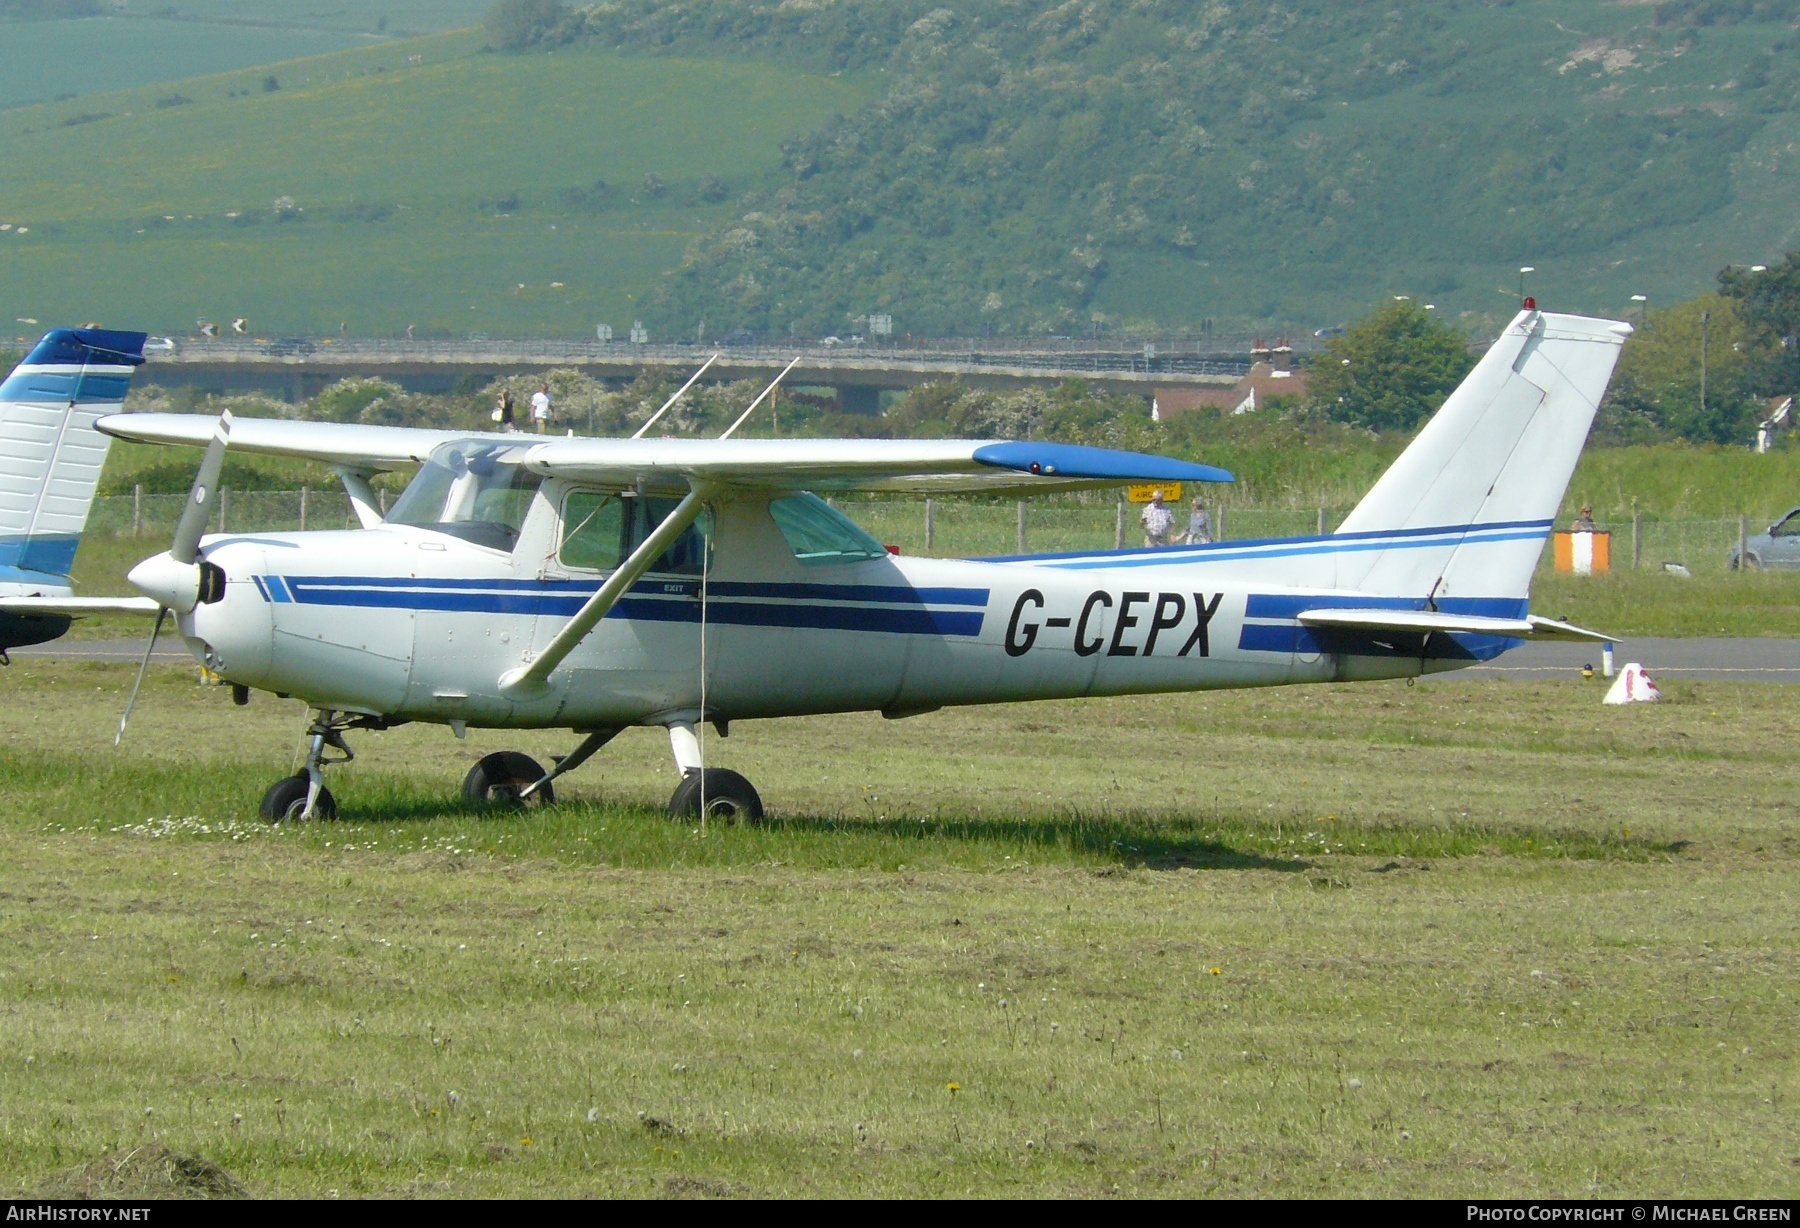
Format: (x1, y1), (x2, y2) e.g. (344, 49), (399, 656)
(715, 329), (756, 347)
(1729, 505), (1800, 569)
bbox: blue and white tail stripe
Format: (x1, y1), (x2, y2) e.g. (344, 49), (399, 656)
(1, 328), (148, 594)
(254, 575), (992, 637)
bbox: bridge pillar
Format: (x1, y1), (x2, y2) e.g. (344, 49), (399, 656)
(838, 384), (881, 415)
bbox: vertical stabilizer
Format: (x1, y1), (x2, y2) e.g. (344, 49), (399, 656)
(1331, 309), (1629, 601)
(0, 328), (147, 587)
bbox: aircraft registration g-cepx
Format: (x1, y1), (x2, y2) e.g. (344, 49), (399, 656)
(0, 307), (1627, 822)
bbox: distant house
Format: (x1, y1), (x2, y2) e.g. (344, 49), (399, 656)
(1153, 353), (1308, 421)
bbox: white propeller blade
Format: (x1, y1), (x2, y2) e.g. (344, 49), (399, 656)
(171, 410), (233, 564)
(114, 606), (167, 746)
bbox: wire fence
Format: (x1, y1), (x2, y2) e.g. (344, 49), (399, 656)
(87, 490), (1763, 575)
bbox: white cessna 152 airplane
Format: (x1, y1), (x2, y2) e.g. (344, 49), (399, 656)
(0, 306), (1626, 823)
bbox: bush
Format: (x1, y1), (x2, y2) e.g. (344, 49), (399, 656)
(484, 0), (571, 51)
(1305, 302), (1476, 432)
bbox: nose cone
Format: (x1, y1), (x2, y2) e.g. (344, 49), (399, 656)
(185, 542), (275, 685)
(127, 552), (201, 613)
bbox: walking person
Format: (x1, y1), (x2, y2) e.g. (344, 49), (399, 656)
(1184, 496), (1212, 545)
(494, 388), (516, 431)
(530, 383), (552, 434)
(1140, 490), (1175, 547)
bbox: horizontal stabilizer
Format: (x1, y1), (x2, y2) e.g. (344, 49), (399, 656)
(0, 596), (161, 614)
(1297, 608), (1615, 642)
(1524, 614), (1617, 642)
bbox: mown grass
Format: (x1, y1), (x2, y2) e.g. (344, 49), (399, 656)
(0, 662), (1795, 1196)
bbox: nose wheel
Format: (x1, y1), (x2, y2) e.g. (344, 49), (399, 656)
(260, 773), (337, 822)
(260, 708), (364, 822)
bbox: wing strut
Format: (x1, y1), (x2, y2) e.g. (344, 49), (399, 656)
(498, 485), (711, 700)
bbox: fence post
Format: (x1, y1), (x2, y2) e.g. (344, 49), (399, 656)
(300, 485), (308, 531)
(380, 488), (389, 517)
(1631, 507), (1641, 570)
(132, 483), (142, 538)
(1115, 500), (1125, 550)
(1217, 506), (1226, 542)
(219, 486), (227, 533)
(1317, 506), (1326, 535)
(925, 498), (934, 554)
(1740, 513), (1749, 571)
(1016, 501), (1026, 553)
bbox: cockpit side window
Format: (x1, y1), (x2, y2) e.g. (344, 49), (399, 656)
(560, 491), (626, 571)
(558, 489), (708, 575)
(386, 443), (542, 552)
(768, 493), (888, 566)
(1773, 510), (1800, 538)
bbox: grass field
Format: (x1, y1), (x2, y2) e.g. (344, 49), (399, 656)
(0, 662), (1794, 1197)
(0, 17), (371, 111)
(0, 31), (867, 338)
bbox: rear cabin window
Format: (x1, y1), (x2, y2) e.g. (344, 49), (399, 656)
(768, 493), (888, 566)
(559, 491), (707, 575)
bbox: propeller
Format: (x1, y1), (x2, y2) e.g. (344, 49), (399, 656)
(115, 410), (232, 744)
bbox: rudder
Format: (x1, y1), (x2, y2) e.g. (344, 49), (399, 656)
(0, 327), (148, 586)
(1331, 309), (1629, 602)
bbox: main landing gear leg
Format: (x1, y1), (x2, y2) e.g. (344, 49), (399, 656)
(664, 721), (764, 824)
(260, 708), (354, 822)
(514, 728), (621, 803)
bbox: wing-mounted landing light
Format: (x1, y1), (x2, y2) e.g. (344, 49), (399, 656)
(116, 410), (234, 744)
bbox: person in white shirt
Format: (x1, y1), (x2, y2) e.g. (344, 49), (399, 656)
(1140, 491), (1175, 547)
(530, 384), (551, 433)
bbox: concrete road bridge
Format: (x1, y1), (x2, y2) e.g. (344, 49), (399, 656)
(140, 337), (1275, 411)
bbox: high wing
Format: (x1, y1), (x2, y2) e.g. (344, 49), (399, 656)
(1296, 608), (1616, 642)
(96, 414), (1233, 494)
(518, 437), (1231, 494)
(97, 412), (469, 469)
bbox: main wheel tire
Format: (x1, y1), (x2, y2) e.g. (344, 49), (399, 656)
(462, 751), (553, 809)
(668, 768), (763, 824)
(259, 773), (336, 822)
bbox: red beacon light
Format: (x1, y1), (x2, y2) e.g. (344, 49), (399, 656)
(1522, 296), (1537, 310)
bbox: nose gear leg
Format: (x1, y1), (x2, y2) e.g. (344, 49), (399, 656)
(301, 709), (356, 820)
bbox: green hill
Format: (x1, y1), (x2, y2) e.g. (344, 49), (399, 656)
(3, 0), (1800, 338)
(0, 29), (865, 338)
(577, 0), (1800, 336)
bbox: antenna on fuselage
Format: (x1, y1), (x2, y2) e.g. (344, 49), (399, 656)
(719, 356), (801, 439)
(631, 353), (719, 439)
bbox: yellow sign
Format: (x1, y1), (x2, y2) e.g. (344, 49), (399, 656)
(1126, 483), (1181, 504)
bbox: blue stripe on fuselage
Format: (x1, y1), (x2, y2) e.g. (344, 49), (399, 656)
(258, 574), (991, 636)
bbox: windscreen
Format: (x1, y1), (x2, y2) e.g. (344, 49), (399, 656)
(386, 443), (541, 552)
